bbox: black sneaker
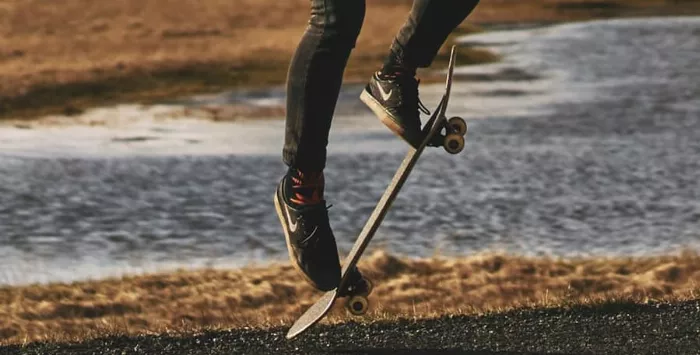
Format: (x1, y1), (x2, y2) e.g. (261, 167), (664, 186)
(274, 175), (341, 291)
(360, 71), (431, 148)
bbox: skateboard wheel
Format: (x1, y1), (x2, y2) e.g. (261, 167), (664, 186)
(347, 295), (369, 316)
(443, 133), (465, 154)
(448, 117), (467, 136)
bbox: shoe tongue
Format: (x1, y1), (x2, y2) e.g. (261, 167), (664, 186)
(289, 170), (324, 205)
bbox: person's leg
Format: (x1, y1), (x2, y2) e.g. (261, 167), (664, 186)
(275, 0), (366, 292)
(385, 0), (480, 73)
(361, 0), (479, 147)
(282, 0), (366, 173)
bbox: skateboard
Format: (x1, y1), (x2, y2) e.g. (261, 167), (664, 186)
(286, 45), (466, 340)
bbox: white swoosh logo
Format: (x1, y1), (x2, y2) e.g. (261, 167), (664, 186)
(285, 204), (298, 233)
(378, 84), (393, 101)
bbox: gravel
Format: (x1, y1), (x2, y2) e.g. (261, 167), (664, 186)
(3, 300), (699, 355)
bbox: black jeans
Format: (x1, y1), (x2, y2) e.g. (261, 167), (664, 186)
(283, 0), (480, 172)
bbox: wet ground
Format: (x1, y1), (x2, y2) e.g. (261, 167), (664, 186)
(4, 300), (699, 354)
(1, 17), (699, 285)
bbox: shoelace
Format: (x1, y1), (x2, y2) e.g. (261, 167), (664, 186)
(290, 173), (324, 205)
(418, 97), (430, 115)
(401, 77), (431, 116)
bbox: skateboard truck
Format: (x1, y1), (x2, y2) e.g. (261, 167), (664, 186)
(427, 117), (468, 154)
(338, 267), (374, 316)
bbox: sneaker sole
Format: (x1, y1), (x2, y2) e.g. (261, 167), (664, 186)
(360, 89), (419, 148)
(273, 185), (323, 290)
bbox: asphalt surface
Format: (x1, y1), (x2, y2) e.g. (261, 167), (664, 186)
(2, 300), (699, 355)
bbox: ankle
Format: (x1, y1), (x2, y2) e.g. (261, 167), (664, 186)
(380, 52), (416, 78)
(285, 168), (325, 206)
(379, 65), (416, 79)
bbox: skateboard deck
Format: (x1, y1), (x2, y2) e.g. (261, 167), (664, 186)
(286, 45), (463, 340)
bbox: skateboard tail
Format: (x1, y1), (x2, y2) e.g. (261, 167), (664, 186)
(286, 290), (337, 339)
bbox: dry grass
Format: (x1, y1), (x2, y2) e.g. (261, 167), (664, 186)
(1, 0), (699, 119)
(0, 0), (491, 120)
(1, 250), (699, 345)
